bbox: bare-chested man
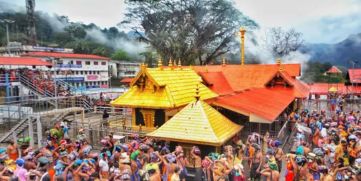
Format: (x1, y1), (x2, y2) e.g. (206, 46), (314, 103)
(7, 140), (18, 161)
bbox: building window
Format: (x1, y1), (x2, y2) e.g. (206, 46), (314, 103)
(69, 60), (73, 64)
(94, 61), (99, 65)
(76, 61), (82, 65)
(85, 71), (88, 74)
(101, 62), (106, 65)
(85, 61), (90, 65)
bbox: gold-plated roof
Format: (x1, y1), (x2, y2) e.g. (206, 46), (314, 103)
(147, 100), (242, 146)
(111, 67), (218, 108)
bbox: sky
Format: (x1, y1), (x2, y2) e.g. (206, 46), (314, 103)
(2, 0), (361, 44)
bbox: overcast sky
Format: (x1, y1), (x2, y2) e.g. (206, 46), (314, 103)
(2, 0), (361, 44)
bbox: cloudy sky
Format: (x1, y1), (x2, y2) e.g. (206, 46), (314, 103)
(2, 0), (361, 44)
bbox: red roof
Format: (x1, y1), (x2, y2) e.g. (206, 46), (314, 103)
(22, 51), (110, 60)
(198, 72), (233, 95)
(309, 83), (346, 95)
(213, 87), (295, 122)
(348, 69), (361, 84)
(309, 83), (361, 95)
(120, 77), (133, 83)
(0, 57), (52, 66)
(326, 66), (342, 74)
(192, 64), (301, 92)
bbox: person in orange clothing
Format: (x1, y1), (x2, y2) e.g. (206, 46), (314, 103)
(7, 140), (18, 161)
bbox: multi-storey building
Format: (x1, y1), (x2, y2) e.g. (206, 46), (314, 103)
(109, 61), (140, 78)
(22, 51), (110, 90)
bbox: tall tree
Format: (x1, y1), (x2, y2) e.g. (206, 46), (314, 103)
(265, 27), (304, 58)
(122, 0), (257, 65)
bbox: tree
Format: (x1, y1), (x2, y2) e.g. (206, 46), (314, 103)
(111, 49), (131, 61)
(64, 24), (87, 39)
(265, 27), (304, 58)
(122, 0), (257, 65)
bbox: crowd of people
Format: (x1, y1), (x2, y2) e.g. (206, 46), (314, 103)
(20, 69), (71, 97)
(0, 103), (360, 180)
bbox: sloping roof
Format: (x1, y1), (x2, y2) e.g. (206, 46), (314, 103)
(0, 57), (52, 66)
(192, 64), (301, 92)
(147, 100), (242, 146)
(22, 51), (110, 60)
(111, 67), (218, 108)
(348, 69), (361, 84)
(278, 71), (310, 98)
(198, 71), (233, 95)
(213, 88), (295, 122)
(309, 83), (348, 95)
(326, 66), (342, 74)
(120, 77), (133, 83)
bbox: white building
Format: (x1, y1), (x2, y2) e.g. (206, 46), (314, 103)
(109, 60), (140, 78)
(21, 51), (110, 90)
(0, 42), (73, 56)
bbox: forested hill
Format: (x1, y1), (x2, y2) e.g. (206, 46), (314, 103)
(0, 11), (134, 58)
(303, 33), (361, 68)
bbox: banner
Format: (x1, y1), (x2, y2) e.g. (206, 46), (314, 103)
(87, 75), (99, 80)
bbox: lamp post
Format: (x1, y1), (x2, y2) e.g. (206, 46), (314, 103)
(0, 19), (15, 55)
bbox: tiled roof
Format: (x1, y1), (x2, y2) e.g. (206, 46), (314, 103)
(192, 64), (301, 92)
(22, 51), (110, 60)
(119, 77), (133, 83)
(147, 100), (242, 146)
(348, 69), (361, 84)
(198, 71), (233, 95)
(308, 83), (351, 95)
(213, 88), (295, 122)
(0, 57), (52, 66)
(326, 66), (342, 74)
(111, 67), (217, 108)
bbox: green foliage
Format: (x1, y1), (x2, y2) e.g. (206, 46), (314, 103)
(111, 49), (131, 61)
(64, 24), (86, 39)
(123, 0), (258, 65)
(301, 61), (345, 83)
(0, 11), (134, 58)
(64, 40), (113, 57)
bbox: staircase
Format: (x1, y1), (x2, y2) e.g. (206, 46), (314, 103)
(0, 116), (37, 143)
(19, 74), (57, 106)
(55, 79), (93, 111)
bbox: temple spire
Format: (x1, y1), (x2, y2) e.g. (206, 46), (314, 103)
(222, 57), (226, 66)
(168, 58), (173, 67)
(276, 59), (283, 71)
(195, 84), (200, 101)
(157, 57), (163, 69)
(178, 58), (181, 67)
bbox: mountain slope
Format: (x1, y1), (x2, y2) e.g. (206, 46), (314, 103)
(305, 33), (361, 67)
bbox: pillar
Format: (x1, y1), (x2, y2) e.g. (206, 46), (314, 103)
(36, 115), (42, 147)
(28, 118), (34, 147)
(5, 73), (10, 103)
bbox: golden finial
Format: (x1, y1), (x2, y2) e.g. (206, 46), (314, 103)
(178, 58), (181, 67)
(239, 27), (246, 65)
(157, 57), (163, 68)
(173, 59), (177, 67)
(168, 58), (173, 67)
(222, 57), (226, 66)
(276, 59), (283, 71)
(205, 64), (208, 72)
(195, 84), (200, 101)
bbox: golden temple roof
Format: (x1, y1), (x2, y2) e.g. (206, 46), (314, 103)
(111, 67), (218, 109)
(147, 100), (243, 146)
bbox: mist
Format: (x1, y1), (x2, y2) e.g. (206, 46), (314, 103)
(85, 27), (147, 59)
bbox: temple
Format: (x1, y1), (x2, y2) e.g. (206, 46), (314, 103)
(111, 59), (309, 136)
(110, 62), (217, 129)
(147, 98), (242, 149)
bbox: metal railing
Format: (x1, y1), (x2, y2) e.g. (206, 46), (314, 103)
(19, 74), (55, 98)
